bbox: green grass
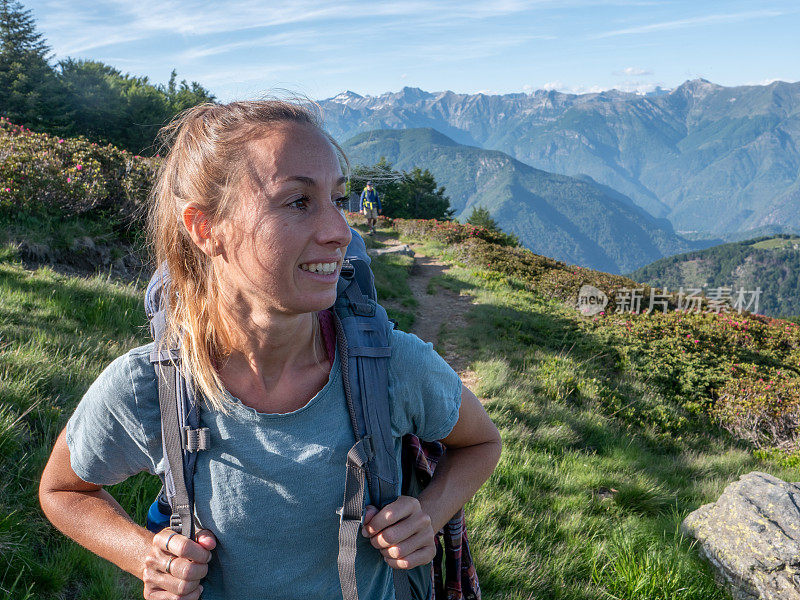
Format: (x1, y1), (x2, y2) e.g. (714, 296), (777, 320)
(395, 249), (798, 599)
(0, 256), (151, 599)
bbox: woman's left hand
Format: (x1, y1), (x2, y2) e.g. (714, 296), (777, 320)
(361, 496), (436, 569)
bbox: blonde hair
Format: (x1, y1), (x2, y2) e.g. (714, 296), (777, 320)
(147, 99), (348, 413)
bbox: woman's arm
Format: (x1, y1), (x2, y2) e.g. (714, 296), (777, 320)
(39, 428), (155, 579)
(361, 384), (501, 567)
(39, 428), (215, 599)
(417, 384), (502, 532)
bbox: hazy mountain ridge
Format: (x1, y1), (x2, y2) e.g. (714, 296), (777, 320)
(626, 234), (800, 318)
(344, 128), (703, 274)
(322, 80), (800, 236)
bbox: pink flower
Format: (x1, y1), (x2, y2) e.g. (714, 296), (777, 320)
(693, 339), (699, 343)
(67, 177), (71, 183)
(58, 139), (64, 143)
(76, 164), (82, 170)
(3, 187), (9, 192)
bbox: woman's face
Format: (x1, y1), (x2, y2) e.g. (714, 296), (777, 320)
(218, 121), (352, 317)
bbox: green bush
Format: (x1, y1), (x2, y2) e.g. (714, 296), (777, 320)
(0, 117), (155, 221)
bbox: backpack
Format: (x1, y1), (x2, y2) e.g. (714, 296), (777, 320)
(143, 228), (480, 600)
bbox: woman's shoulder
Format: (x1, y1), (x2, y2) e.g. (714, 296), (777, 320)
(93, 342), (158, 400)
(386, 327), (462, 441)
(387, 326), (432, 357)
(66, 341), (162, 484)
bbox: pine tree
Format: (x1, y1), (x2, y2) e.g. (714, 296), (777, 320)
(466, 206), (499, 230)
(0, 0), (67, 129)
(466, 205), (520, 247)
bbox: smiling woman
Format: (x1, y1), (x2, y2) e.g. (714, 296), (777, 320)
(37, 99), (501, 600)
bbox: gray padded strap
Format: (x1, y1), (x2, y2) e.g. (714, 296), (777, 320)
(338, 437), (372, 600)
(156, 361), (194, 540)
(393, 569), (414, 600)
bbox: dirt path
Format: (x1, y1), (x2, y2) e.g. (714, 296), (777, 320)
(375, 236), (478, 390)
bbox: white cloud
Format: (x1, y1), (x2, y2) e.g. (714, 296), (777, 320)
(595, 9), (785, 38)
(614, 67), (653, 76)
(541, 81), (605, 94)
(38, 0), (547, 57)
(542, 80), (565, 91)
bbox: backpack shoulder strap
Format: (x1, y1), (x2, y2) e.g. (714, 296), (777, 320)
(145, 265), (210, 540)
(333, 243), (417, 600)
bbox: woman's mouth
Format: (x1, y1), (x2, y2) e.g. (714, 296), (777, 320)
(299, 261), (339, 275)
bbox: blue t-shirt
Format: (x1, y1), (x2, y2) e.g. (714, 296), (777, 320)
(65, 328), (462, 600)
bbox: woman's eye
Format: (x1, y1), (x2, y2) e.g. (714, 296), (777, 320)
(289, 196), (309, 209)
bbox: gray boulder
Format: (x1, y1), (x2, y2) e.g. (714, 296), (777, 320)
(681, 471), (800, 600)
(367, 244), (415, 258)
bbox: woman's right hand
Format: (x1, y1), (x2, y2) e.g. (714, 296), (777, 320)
(143, 528), (217, 600)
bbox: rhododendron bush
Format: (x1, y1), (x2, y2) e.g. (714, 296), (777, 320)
(0, 117), (155, 220)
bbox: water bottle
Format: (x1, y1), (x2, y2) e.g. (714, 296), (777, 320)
(145, 487), (172, 533)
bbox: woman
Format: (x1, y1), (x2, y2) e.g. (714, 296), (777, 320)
(38, 100), (502, 600)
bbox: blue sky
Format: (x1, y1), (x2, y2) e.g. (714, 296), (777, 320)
(27, 0), (800, 101)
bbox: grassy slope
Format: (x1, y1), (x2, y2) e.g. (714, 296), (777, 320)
(392, 231), (799, 599)
(1, 221), (798, 599)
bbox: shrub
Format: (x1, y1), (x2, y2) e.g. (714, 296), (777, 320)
(0, 117), (155, 221)
(711, 366), (800, 450)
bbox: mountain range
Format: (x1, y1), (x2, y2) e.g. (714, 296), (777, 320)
(343, 128), (703, 274)
(322, 79), (800, 237)
(626, 235), (800, 318)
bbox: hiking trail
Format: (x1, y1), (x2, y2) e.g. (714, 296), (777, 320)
(374, 235), (479, 392)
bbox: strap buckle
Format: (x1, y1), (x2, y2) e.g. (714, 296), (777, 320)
(169, 513), (182, 533)
(340, 260), (355, 279)
(181, 426), (211, 452)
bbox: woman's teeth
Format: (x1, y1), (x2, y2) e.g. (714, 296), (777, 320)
(300, 262), (338, 274)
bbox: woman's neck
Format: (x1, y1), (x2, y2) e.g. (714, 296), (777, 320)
(220, 309), (325, 384)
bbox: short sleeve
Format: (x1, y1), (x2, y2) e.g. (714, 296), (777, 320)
(388, 329), (462, 441)
(65, 345), (161, 485)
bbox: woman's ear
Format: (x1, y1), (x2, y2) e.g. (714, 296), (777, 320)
(182, 203), (222, 257)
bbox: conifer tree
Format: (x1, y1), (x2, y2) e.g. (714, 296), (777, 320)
(0, 0), (66, 129)
(466, 206), (499, 230)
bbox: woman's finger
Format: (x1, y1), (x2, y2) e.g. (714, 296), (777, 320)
(369, 509), (431, 550)
(194, 528), (217, 551)
(145, 585), (204, 600)
(378, 529), (432, 560)
(153, 529), (212, 564)
(381, 545), (437, 570)
(361, 496), (419, 536)
(146, 559), (205, 595)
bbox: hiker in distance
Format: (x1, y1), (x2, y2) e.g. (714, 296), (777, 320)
(360, 179), (381, 234)
(38, 100), (502, 600)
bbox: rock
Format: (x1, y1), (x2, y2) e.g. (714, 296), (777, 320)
(367, 244), (415, 258)
(68, 236), (111, 269)
(681, 471), (800, 600)
(16, 240), (52, 263)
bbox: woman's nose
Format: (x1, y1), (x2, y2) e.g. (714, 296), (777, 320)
(317, 200), (352, 248)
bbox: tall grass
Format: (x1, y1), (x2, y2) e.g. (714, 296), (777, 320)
(0, 254), (151, 599)
(409, 256), (797, 599)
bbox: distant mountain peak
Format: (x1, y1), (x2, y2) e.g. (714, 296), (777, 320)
(329, 90), (364, 104)
(386, 86), (433, 102)
(673, 78), (723, 95)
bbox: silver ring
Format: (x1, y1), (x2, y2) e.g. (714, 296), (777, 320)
(165, 531), (178, 553)
(166, 556), (176, 575)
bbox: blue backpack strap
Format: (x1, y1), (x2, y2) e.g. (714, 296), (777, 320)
(334, 231), (420, 600)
